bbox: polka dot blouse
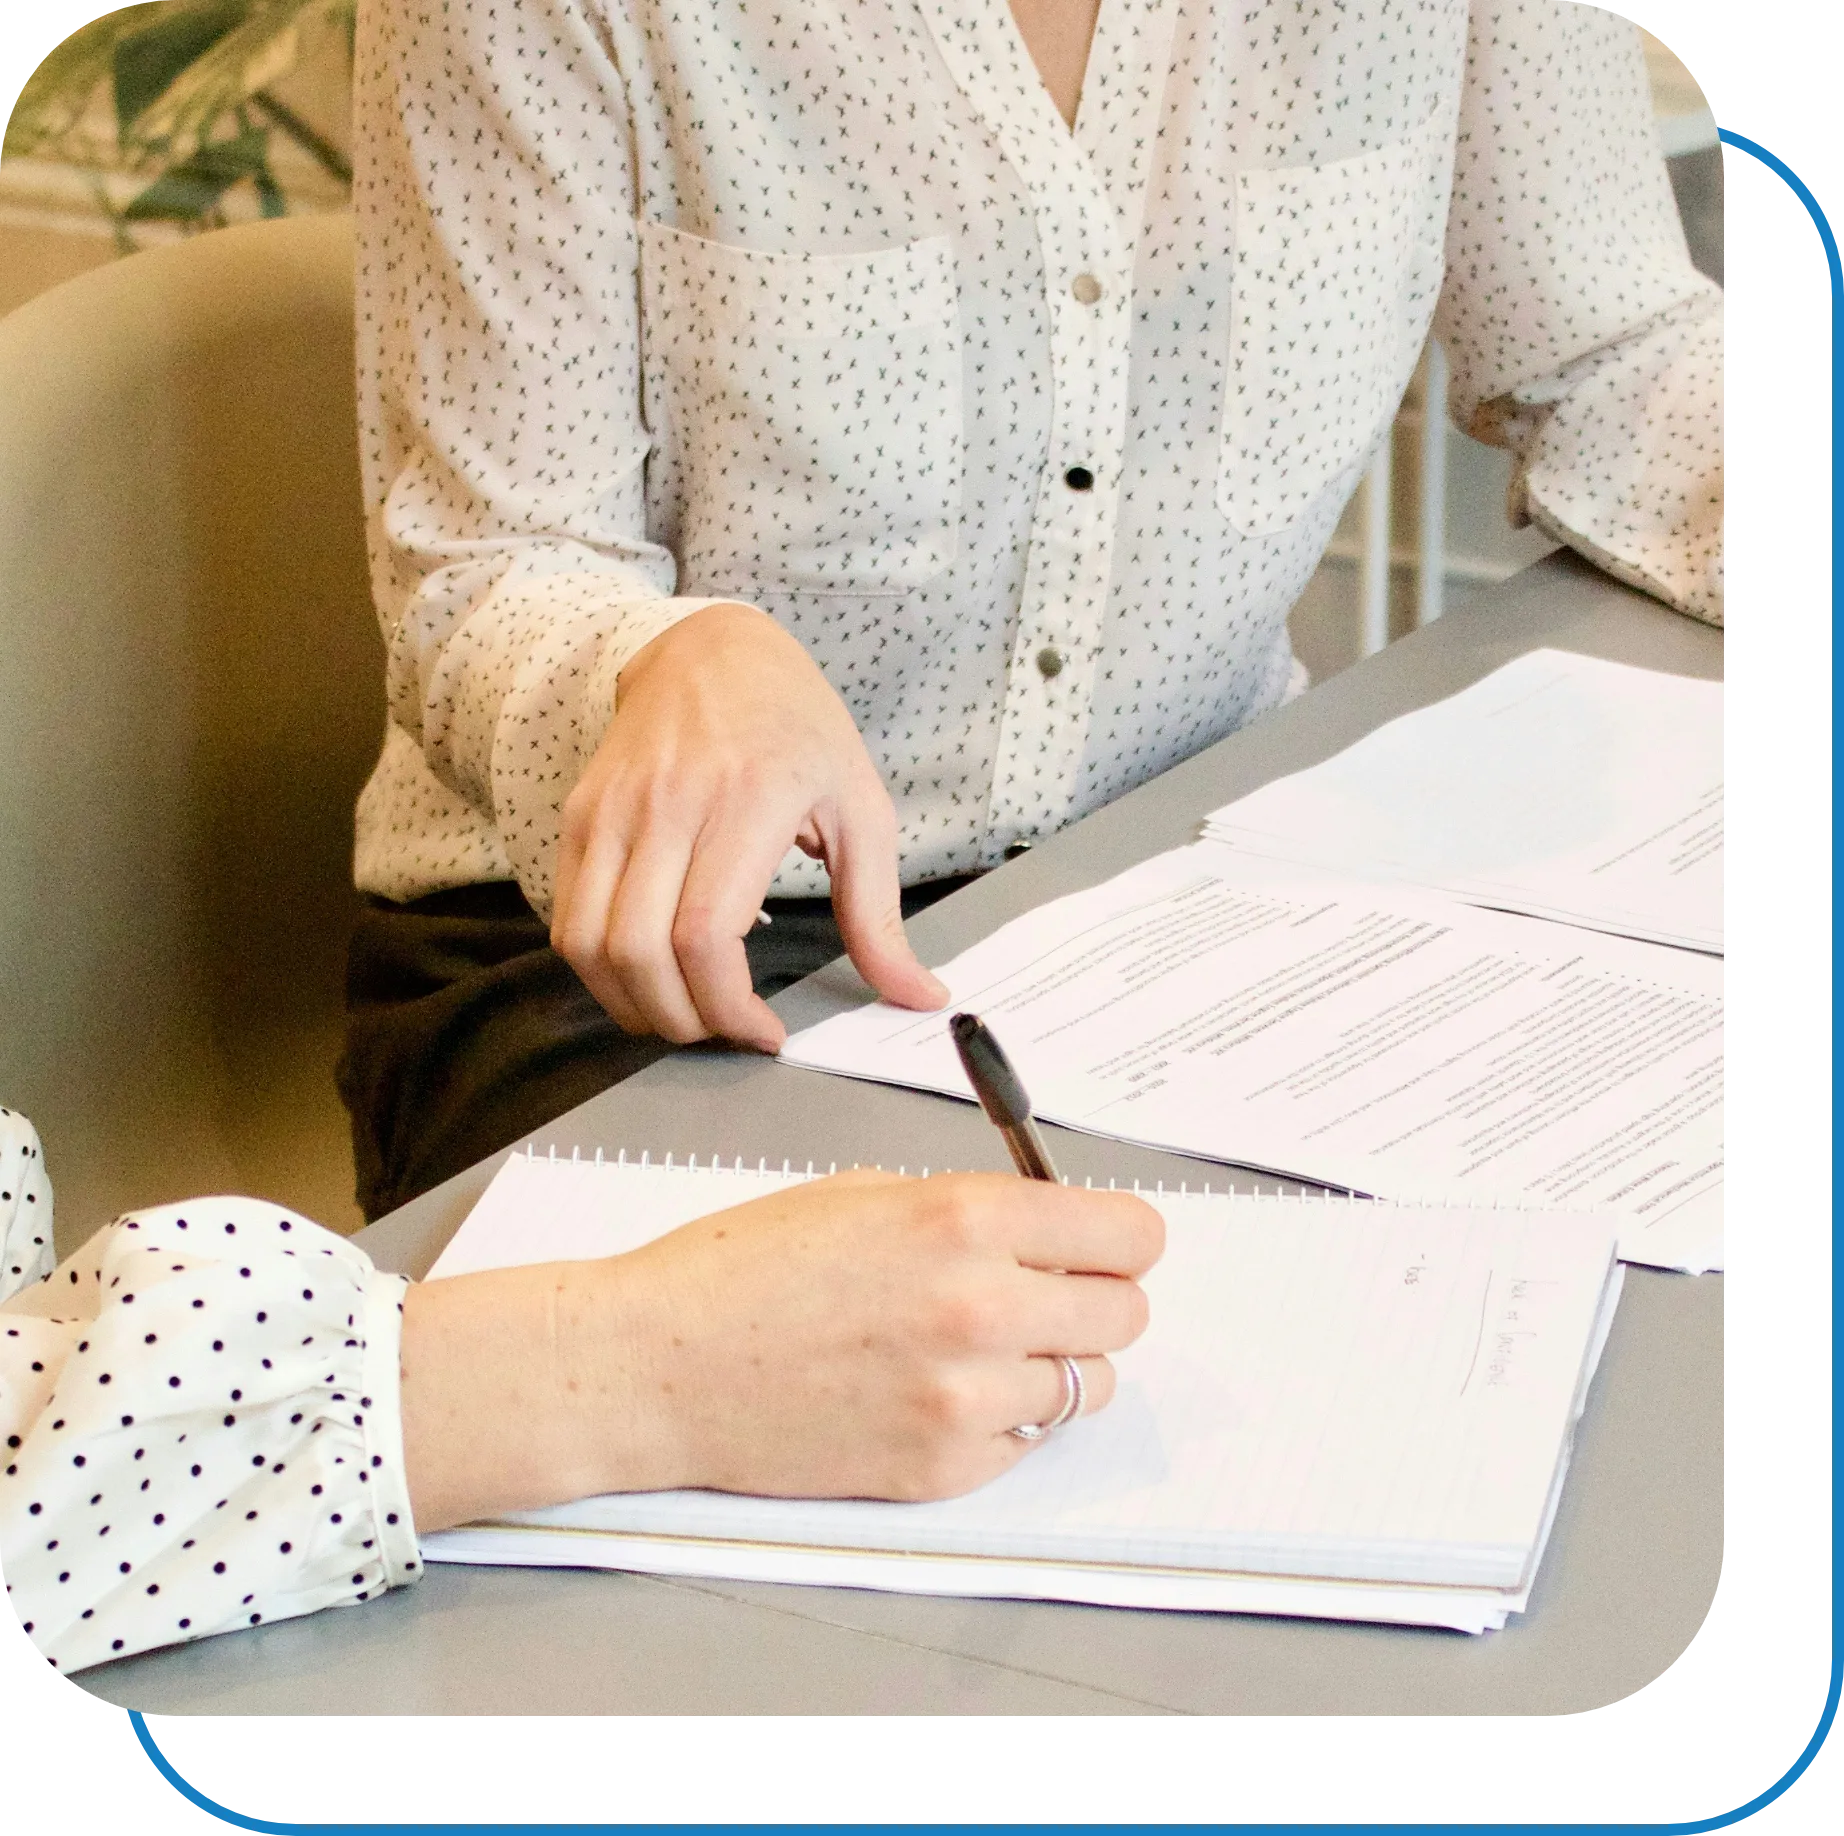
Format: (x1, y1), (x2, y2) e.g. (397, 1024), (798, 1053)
(1, 1110), (420, 1674)
(0, 1112), (52, 1304)
(348, 1), (1721, 918)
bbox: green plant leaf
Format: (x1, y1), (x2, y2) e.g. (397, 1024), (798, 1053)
(120, 122), (269, 221)
(121, 0), (330, 158)
(3, 6), (165, 161)
(10, 0), (354, 232)
(114, 1), (252, 137)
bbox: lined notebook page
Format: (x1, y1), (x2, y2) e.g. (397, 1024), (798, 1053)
(431, 1153), (1619, 1590)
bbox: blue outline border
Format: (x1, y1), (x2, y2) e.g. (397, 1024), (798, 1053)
(117, 126), (1836, 1834)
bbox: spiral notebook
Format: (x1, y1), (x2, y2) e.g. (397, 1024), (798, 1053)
(420, 1149), (1624, 1633)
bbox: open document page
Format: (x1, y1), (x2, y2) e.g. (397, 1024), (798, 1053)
(782, 845), (1722, 1272)
(424, 1156), (1623, 1631)
(1202, 651), (1721, 953)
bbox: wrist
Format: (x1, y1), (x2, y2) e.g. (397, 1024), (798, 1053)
(548, 1255), (703, 1499)
(402, 1259), (685, 1531)
(615, 600), (771, 703)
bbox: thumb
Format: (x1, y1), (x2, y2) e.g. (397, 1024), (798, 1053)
(825, 789), (950, 1012)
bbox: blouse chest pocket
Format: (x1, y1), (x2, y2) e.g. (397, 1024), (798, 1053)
(639, 222), (963, 596)
(1218, 110), (1453, 540)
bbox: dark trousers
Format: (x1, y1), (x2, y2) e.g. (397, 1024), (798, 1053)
(337, 877), (971, 1221)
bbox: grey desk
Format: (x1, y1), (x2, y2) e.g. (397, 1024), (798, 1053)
(82, 552), (1721, 1716)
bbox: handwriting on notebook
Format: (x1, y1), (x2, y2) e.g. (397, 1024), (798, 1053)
(1463, 1274), (1567, 1395)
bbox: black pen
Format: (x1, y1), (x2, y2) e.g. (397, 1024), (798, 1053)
(949, 1012), (1061, 1182)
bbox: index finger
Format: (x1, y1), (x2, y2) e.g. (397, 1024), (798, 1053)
(946, 1174), (1166, 1278)
(673, 805), (807, 1050)
(824, 783), (949, 1013)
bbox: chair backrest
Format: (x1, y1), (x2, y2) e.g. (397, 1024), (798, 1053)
(0, 214), (379, 1245)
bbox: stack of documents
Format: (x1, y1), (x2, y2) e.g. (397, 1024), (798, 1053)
(1200, 651), (1721, 954)
(422, 1152), (1624, 1632)
(783, 844), (1723, 1272)
(784, 653), (1723, 1271)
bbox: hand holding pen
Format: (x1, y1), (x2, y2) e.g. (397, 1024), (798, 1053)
(952, 1012), (1104, 1440)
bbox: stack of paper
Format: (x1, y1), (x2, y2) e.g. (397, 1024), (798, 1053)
(422, 1153), (1624, 1633)
(1201, 651), (1721, 953)
(782, 844), (1723, 1273)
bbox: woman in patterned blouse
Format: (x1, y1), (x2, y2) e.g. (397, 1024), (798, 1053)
(337, 0), (1720, 1218)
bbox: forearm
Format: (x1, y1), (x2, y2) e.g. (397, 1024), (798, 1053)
(403, 1172), (1158, 1519)
(1436, 5), (1721, 625)
(399, 1259), (686, 1531)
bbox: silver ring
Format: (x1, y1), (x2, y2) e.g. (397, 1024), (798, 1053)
(1009, 1355), (1084, 1441)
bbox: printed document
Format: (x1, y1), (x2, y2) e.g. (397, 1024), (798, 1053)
(782, 845), (1722, 1272)
(1202, 651), (1721, 953)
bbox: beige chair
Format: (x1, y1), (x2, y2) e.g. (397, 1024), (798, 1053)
(0, 214), (380, 1249)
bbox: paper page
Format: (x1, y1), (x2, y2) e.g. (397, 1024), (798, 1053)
(426, 1161), (1619, 1591)
(781, 844), (1723, 1272)
(428, 1152), (812, 1279)
(420, 1525), (1528, 1634)
(428, 1254), (1617, 1637)
(1202, 651), (1722, 953)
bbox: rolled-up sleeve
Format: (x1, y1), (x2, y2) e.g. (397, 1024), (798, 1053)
(2, 1195), (420, 1674)
(1436, 3), (1722, 624)
(1, 1109), (54, 1303)
(352, 0), (735, 912)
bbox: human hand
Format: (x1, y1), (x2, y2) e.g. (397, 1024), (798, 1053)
(401, 1171), (1163, 1528)
(551, 603), (947, 1050)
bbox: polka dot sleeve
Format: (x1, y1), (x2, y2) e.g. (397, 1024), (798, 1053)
(2, 1197), (420, 1674)
(0, 1109), (54, 1304)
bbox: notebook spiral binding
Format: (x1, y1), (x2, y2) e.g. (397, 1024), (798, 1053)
(514, 1140), (1599, 1211)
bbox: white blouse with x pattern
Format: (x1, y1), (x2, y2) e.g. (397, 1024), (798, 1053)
(351, 0), (1721, 914)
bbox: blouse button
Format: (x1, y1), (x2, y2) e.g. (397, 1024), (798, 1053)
(1070, 273), (1103, 305)
(1004, 840), (1034, 861)
(1064, 466), (1095, 492)
(1036, 646), (1065, 679)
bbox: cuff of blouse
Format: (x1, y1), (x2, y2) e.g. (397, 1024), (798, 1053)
(361, 1268), (424, 1591)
